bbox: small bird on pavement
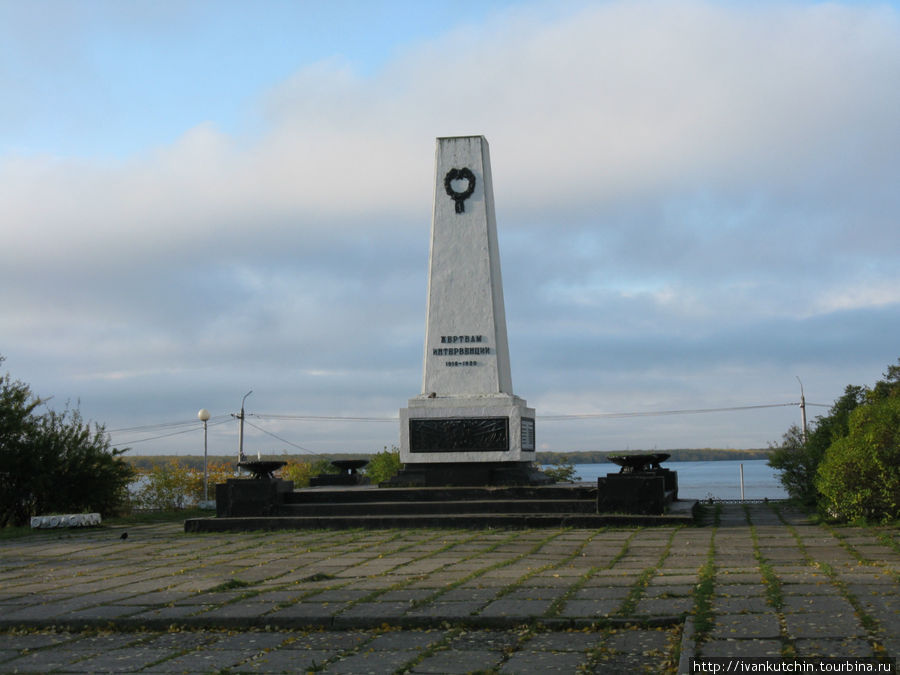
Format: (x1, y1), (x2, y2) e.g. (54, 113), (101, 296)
(120, 531), (128, 540)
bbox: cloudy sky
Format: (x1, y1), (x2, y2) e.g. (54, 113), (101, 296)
(2, 0), (898, 458)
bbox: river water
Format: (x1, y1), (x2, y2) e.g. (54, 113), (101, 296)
(129, 459), (787, 503)
(571, 459), (787, 500)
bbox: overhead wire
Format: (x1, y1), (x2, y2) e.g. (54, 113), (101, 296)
(539, 402), (801, 420)
(108, 417), (232, 445)
(103, 400), (818, 450)
(250, 413), (396, 422)
(242, 419), (318, 454)
(108, 414), (232, 433)
(250, 402), (807, 423)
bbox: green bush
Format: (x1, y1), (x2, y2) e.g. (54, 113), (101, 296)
(33, 407), (133, 518)
(364, 446), (402, 484)
(540, 460), (577, 482)
(768, 425), (822, 505)
(0, 359), (133, 526)
(816, 397), (900, 522)
(133, 458), (193, 511)
(132, 459), (234, 510)
(769, 385), (866, 505)
(769, 359), (900, 518)
(280, 458), (334, 488)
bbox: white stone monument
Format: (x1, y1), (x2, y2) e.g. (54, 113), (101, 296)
(395, 136), (546, 486)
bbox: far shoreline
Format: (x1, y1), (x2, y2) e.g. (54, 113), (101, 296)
(122, 448), (773, 471)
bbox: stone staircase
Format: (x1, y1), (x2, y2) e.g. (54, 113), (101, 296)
(185, 484), (697, 532)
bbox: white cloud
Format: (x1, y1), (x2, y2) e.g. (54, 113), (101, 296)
(813, 279), (900, 315)
(1, 0), (898, 453)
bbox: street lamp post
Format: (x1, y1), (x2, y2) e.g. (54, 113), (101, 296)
(198, 408), (211, 503)
(796, 376), (808, 444)
(238, 390), (252, 463)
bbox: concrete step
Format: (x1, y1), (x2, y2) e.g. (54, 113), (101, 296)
(277, 498), (597, 517)
(185, 506), (697, 533)
(283, 484), (598, 505)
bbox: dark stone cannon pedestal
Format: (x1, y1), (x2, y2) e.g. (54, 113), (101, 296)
(597, 453), (678, 515)
(216, 461), (293, 517)
(310, 459), (371, 487)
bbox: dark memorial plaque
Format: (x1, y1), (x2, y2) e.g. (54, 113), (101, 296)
(521, 418), (535, 451)
(409, 417), (509, 453)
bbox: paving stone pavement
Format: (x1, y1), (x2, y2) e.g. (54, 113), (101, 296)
(0, 503), (896, 673)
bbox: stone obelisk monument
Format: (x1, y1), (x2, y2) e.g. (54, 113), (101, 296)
(395, 136), (547, 486)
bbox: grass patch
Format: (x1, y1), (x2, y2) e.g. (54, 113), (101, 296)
(299, 572), (336, 583)
(266, 530), (458, 612)
(0, 507), (202, 539)
(743, 505), (784, 611)
(875, 530), (900, 556)
(815, 560), (880, 634)
(692, 558), (716, 636)
(545, 528), (636, 618)
(686, 500), (719, 645)
(0, 525), (42, 540)
(395, 624), (536, 675)
(758, 560), (783, 611)
(347, 530), (486, 607)
(616, 567), (658, 616)
(393, 627), (464, 674)
(615, 526), (681, 617)
(545, 565), (602, 617)
(773, 504), (884, 638)
(407, 529), (568, 611)
(821, 521), (900, 583)
(105, 508), (208, 525)
(486, 528), (610, 611)
(207, 578), (253, 593)
(691, 524), (717, 639)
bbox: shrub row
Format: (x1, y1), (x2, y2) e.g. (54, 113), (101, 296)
(769, 359), (900, 522)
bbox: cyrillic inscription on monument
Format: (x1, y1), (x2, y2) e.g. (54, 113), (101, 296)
(432, 334), (491, 367)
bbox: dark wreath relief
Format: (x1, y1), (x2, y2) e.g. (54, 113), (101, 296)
(444, 167), (476, 213)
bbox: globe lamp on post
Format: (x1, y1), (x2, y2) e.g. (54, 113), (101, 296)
(198, 408), (211, 504)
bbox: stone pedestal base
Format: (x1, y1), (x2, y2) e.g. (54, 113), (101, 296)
(396, 395), (540, 487)
(596, 470), (678, 515)
(215, 478), (294, 517)
(400, 395), (535, 463)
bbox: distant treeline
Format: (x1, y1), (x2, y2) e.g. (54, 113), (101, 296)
(535, 448), (772, 464)
(124, 448), (771, 471)
(123, 453), (364, 472)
